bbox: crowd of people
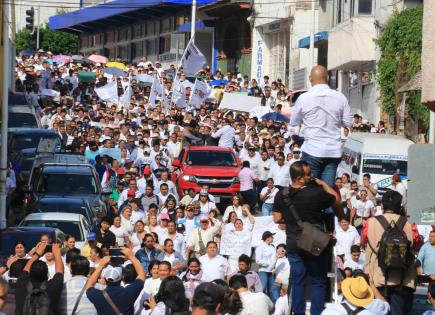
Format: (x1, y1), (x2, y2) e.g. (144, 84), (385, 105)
(0, 51), (434, 315)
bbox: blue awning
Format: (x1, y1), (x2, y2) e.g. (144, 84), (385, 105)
(298, 31), (328, 48)
(176, 20), (215, 32)
(49, 0), (218, 34)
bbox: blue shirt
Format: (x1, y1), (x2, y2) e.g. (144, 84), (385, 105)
(418, 242), (435, 274)
(86, 279), (144, 315)
(135, 247), (162, 271)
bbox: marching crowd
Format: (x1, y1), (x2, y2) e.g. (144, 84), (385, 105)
(0, 51), (434, 315)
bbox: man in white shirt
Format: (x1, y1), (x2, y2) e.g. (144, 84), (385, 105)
(199, 241), (231, 281)
(229, 274), (274, 315)
(268, 153), (290, 189)
(186, 215), (220, 258)
(343, 245), (365, 271)
(290, 65), (353, 187)
(335, 218), (360, 259)
(211, 118), (235, 148)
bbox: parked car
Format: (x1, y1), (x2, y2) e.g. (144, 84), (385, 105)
(29, 197), (97, 229)
(0, 226), (65, 265)
(20, 212), (92, 249)
(25, 162), (110, 219)
(172, 146), (241, 205)
(8, 104), (41, 131)
(8, 128), (62, 155)
(15, 148), (37, 187)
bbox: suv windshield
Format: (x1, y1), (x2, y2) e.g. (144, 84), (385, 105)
(8, 113), (38, 128)
(11, 134), (61, 151)
(19, 155), (35, 172)
(362, 159), (407, 176)
(35, 173), (98, 195)
(186, 150), (237, 167)
(22, 220), (83, 241)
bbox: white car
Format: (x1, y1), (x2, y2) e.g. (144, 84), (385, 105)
(20, 212), (92, 249)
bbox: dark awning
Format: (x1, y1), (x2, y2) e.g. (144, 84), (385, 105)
(49, 0), (218, 34)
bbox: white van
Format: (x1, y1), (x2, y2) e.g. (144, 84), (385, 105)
(337, 133), (414, 189)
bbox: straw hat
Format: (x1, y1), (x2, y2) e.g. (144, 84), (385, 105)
(341, 277), (374, 307)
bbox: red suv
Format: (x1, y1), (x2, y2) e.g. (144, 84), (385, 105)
(172, 146), (241, 204)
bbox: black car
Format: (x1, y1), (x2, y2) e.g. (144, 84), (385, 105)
(29, 197), (98, 229)
(8, 128), (62, 155)
(15, 148), (37, 186)
(25, 163), (110, 219)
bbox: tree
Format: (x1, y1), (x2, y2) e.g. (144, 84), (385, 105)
(15, 29), (33, 52)
(376, 6), (426, 131)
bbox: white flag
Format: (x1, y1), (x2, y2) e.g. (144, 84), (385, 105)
(94, 81), (118, 102)
(171, 77), (187, 108)
(149, 76), (163, 108)
(135, 74), (154, 84)
(189, 79), (209, 108)
(182, 39), (207, 75)
(120, 79), (133, 109)
(41, 89), (60, 103)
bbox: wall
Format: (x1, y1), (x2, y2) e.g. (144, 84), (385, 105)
(327, 16), (376, 71)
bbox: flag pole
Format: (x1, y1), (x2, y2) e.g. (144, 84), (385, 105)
(191, 0), (196, 43)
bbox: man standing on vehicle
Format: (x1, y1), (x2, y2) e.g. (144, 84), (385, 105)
(290, 65), (353, 187)
(211, 118), (235, 148)
(272, 161), (343, 315)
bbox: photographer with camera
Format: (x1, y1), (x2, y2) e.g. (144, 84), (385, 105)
(15, 242), (64, 315)
(272, 161), (344, 315)
(86, 247), (146, 315)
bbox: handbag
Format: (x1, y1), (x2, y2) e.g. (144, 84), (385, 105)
(353, 216), (364, 228)
(289, 203), (331, 256)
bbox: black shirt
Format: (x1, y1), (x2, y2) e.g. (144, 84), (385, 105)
(272, 184), (335, 253)
(96, 228), (116, 249)
(15, 271), (64, 315)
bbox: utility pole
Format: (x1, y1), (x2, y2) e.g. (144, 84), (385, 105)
(308, 0), (316, 82)
(190, 0), (196, 42)
(36, 5), (41, 49)
(0, 0), (11, 228)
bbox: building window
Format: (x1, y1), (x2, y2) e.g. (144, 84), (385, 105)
(118, 45), (128, 60)
(161, 17), (173, 33)
(358, 0), (372, 15)
(105, 31), (115, 44)
(118, 27), (130, 42)
(146, 21), (156, 36)
(80, 36), (89, 48)
(159, 35), (171, 54)
(133, 24), (143, 38)
(145, 38), (157, 57)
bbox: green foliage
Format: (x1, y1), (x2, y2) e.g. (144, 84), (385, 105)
(376, 5), (427, 126)
(15, 29), (33, 52)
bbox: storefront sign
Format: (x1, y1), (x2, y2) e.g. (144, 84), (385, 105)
(256, 40), (264, 82)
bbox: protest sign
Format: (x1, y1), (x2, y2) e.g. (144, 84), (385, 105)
(220, 229), (252, 256)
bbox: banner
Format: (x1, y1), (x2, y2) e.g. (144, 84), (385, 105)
(149, 76), (163, 108)
(98, 148), (122, 161)
(218, 93), (262, 112)
(189, 79), (209, 108)
(220, 229), (252, 256)
(135, 74), (154, 84)
(250, 216), (277, 248)
(182, 39), (207, 75)
(94, 81), (118, 102)
(41, 89), (60, 102)
(120, 77), (133, 109)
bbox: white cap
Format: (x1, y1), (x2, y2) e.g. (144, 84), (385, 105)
(102, 265), (123, 283)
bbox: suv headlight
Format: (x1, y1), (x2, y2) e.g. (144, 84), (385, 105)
(232, 177), (240, 184)
(182, 175), (197, 183)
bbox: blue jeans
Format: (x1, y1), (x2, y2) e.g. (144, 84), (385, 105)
(261, 203), (273, 216)
(288, 251), (329, 315)
(380, 285), (414, 315)
(301, 152), (341, 188)
(258, 271), (279, 303)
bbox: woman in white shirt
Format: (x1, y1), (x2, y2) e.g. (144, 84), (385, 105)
(130, 220), (147, 253)
(274, 244), (290, 302)
(134, 261), (161, 314)
(147, 214), (158, 233)
(110, 215), (130, 247)
(222, 195), (243, 222)
(255, 231), (277, 302)
(120, 206), (134, 235)
(260, 178), (279, 216)
(351, 189), (375, 231)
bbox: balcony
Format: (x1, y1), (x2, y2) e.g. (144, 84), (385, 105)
(327, 16), (377, 71)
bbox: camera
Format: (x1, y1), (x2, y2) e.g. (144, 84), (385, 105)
(109, 248), (124, 266)
(44, 245), (52, 254)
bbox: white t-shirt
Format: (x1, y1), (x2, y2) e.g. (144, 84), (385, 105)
(110, 225), (129, 246)
(199, 201), (217, 214)
(239, 291), (274, 315)
(199, 255), (231, 281)
(335, 225), (360, 256)
(260, 186), (279, 204)
(354, 199), (374, 218)
(343, 255), (365, 271)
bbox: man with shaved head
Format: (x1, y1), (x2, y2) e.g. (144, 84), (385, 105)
(290, 65), (353, 187)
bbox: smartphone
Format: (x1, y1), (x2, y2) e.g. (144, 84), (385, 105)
(109, 248), (122, 257)
(44, 245), (52, 254)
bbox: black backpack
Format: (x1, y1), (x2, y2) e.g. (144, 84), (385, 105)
(22, 281), (51, 315)
(375, 216), (414, 286)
